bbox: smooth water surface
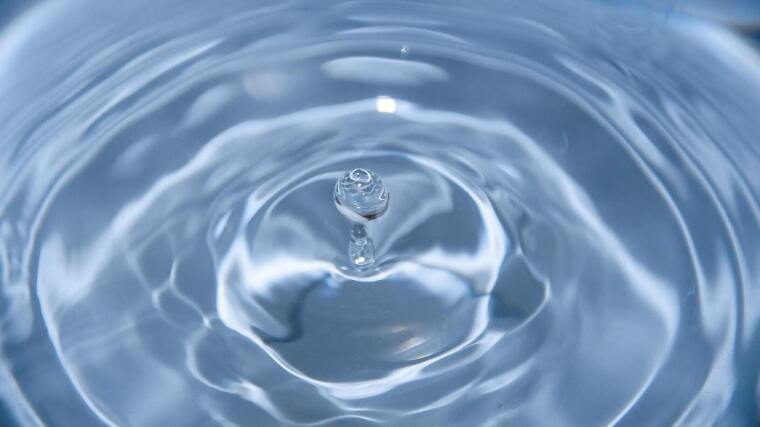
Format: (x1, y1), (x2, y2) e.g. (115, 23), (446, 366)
(1, 1), (760, 426)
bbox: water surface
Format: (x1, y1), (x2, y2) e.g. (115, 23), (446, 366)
(1, 1), (760, 426)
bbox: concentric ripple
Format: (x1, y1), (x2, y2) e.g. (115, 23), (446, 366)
(1, 1), (760, 426)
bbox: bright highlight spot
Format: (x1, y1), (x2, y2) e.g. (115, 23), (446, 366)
(376, 96), (397, 114)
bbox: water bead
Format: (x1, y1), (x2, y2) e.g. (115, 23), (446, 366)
(334, 168), (389, 222)
(334, 168), (389, 270)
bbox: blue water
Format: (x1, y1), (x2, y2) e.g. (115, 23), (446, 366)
(1, 1), (760, 426)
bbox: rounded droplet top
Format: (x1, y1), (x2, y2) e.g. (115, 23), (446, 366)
(334, 168), (389, 222)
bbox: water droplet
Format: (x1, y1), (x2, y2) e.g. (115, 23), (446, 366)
(335, 168), (389, 270)
(334, 168), (389, 222)
(349, 223), (375, 267)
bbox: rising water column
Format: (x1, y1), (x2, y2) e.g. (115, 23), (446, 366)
(334, 168), (389, 269)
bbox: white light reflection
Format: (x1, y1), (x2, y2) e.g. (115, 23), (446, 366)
(375, 96), (397, 114)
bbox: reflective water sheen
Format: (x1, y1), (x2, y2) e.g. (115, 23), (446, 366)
(1, 1), (760, 426)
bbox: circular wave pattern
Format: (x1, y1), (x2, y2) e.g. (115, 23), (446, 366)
(1, 1), (760, 426)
